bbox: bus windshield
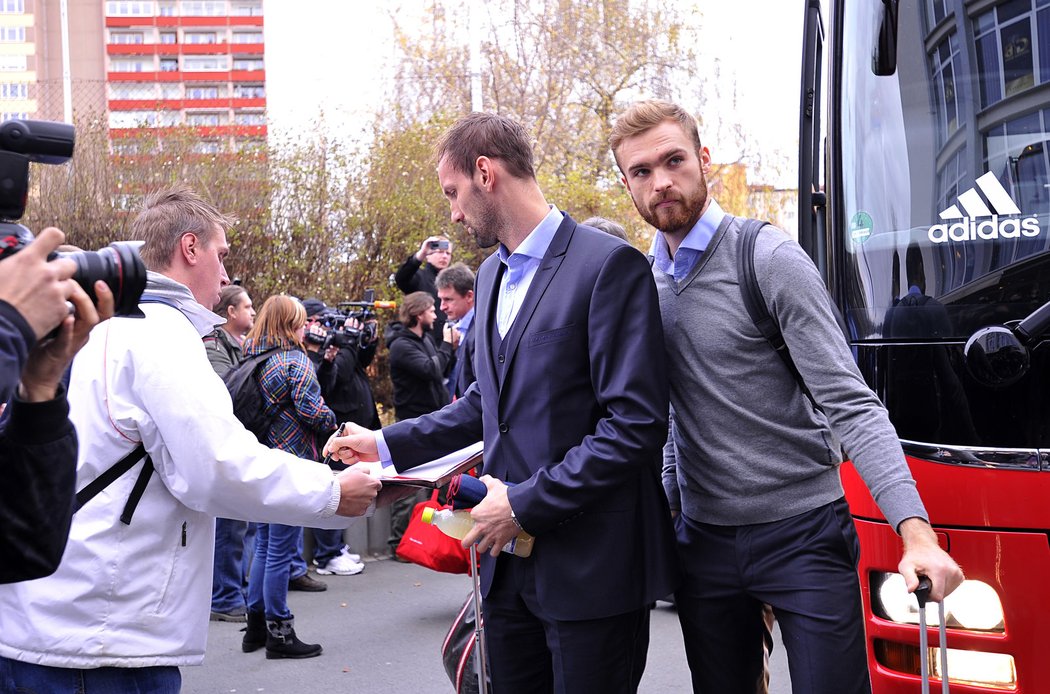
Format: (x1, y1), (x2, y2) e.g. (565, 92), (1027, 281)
(838, 0), (1050, 342)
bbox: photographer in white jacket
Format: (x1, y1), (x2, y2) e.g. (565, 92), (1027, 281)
(0, 186), (381, 693)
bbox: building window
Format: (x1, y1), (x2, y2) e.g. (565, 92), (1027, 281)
(109, 83), (156, 99)
(973, 1), (1050, 108)
(187, 112), (226, 126)
(234, 111), (264, 125)
(0, 82), (27, 99)
(158, 1), (176, 17)
(0, 55), (26, 71)
(930, 32), (961, 145)
(232, 32), (262, 44)
(109, 32), (145, 44)
(184, 32), (217, 45)
(110, 110), (159, 128)
(0, 26), (25, 42)
(110, 58), (151, 72)
(156, 111), (181, 126)
(0, 0), (25, 14)
(160, 83), (182, 98)
(186, 85), (221, 99)
(181, 1), (226, 16)
(159, 58), (179, 72)
(233, 58), (263, 71)
(926, 0), (947, 27)
(231, 1), (261, 16)
(193, 140), (223, 153)
(233, 84), (263, 98)
(159, 32), (177, 44)
(0, 111), (27, 121)
(105, 1), (153, 16)
(183, 56), (228, 71)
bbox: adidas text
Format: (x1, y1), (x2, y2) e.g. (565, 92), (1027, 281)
(927, 215), (1040, 244)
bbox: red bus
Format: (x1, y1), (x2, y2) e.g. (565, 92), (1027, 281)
(800, 0), (1050, 691)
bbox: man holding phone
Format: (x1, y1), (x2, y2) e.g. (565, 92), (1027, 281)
(393, 235), (452, 344)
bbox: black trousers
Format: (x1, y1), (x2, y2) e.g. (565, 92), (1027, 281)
(483, 554), (651, 694)
(675, 498), (871, 694)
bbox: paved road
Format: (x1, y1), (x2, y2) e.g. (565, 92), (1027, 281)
(183, 556), (792, 693)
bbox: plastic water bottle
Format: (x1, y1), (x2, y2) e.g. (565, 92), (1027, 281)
(421, 507), (534, 558)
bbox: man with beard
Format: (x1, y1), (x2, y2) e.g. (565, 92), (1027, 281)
(327, 112), (677, 693)
(610, 99), (963, 694)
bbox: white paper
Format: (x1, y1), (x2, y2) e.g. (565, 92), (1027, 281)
(360, 441), (483, 486)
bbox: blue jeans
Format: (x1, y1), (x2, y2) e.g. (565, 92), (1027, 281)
(247, 522), (300, 620)
(291, 529), (307, 579)
(0, 656), (180, 693)
(211, 518), (256, 614)
(310, 527), (346, 567)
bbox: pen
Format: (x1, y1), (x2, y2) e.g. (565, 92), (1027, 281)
(323, 422), (346, 469)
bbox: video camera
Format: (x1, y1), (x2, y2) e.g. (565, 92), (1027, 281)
(0, 119), (147, 317)
(305, 289), (396, 351)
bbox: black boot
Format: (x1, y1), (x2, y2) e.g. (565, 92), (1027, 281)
(265, 616), (322, 659)
(241, 610), (266, 653)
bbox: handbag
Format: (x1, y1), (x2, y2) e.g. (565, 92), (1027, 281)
(396, 489), (471, 575)
(441, 591), (490, 694)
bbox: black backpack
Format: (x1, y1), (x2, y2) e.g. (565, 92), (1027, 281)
(737, 219), (852, 413)
(222, 347), (286, 442)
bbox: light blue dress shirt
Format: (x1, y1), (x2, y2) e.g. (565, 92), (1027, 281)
(375, 206), (564, 463)
(495, 205), (563, 337)
(648, 199), (725, 280)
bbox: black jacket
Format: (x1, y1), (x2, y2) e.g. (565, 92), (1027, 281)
(394, 254), (446, 343)
(0, 389), (77, 584)
(385, 321), (451, 421)
(308, 340), (380, 429)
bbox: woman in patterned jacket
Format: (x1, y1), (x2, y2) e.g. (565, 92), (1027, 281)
(240, 294), (336, 660)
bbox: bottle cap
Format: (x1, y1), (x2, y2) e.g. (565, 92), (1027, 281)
(421, 506), (435, 524)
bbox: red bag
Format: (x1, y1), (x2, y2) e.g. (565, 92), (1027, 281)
(396, 490), (471, 575)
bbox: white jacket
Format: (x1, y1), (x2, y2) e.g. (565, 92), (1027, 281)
(0, 274), (351, 668)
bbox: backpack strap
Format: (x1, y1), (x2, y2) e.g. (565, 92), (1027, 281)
(737, 219), (819, 412)
(75, 442), (155, 525)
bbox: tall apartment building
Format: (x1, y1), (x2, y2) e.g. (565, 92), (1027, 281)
(0, 0), (265, 150)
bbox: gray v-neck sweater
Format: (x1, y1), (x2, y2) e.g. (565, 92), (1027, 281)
(658, 215), (925, 530)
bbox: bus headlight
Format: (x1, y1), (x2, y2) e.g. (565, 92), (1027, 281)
(871, 572), (1004, 632)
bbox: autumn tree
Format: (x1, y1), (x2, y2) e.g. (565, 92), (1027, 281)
(368, 0), (699, 250)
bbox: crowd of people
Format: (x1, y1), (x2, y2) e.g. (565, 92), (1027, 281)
(0, 101), (965, 694)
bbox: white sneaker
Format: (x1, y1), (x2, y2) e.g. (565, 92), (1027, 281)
(313, 547), (361, 566)
(316, 552), (364, 576)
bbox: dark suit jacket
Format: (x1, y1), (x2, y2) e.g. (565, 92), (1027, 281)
(453, 324), (475, 398)
(384, 215), (679, 621)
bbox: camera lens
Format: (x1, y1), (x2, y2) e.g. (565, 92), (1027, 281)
(63, 241), (147, 316)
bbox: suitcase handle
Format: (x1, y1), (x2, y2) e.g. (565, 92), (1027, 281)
(915, 575), (932, 607)
(914, 574), (948, 693)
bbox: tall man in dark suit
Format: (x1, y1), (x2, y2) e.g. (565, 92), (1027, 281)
(327, 112), (678, 693)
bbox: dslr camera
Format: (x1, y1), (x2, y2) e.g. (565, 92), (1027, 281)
(305, 289), (396, 351)
(0, 119), (146, 316)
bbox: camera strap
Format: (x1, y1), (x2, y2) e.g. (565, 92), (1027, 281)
(75, 442), (154, 526)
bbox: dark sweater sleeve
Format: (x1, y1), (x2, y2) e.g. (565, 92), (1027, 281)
(0, 387), (77, 584)
(0, 299), (36, 405)
(394, 254), (424, 295)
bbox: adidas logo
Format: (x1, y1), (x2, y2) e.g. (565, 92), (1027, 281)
(928, 171), (1040, 244)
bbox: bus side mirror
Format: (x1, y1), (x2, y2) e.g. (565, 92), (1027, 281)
(964, 327), (1029, 388)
